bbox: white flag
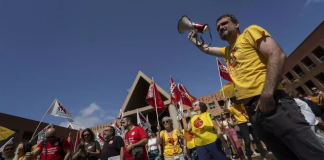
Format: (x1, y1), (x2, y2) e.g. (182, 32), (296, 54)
(111, 121), (122, 137)
(36, 123), (53, 144)
(96, 132), (105, 146)
(47, 99), (73, 120)
(137, 109), (151, 131)
(177, 102), (183, 120)
(118, 109), (124, 120)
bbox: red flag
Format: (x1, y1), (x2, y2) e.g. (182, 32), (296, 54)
(179, 84), (197, 107)
(170, 76), (181, 105)
(74, 130), (80, 151)
(146, 80), (166, 116)
(118, 109), (124, 120)
(217, 59), (233, 82)
(67, 132), (74, 152)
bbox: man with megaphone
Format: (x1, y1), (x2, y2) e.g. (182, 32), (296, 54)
(181, 14), (324, 160)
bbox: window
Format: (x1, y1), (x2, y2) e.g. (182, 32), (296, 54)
(305, 80), (316, 90)
(292, 65), (305, 78)
(183, 110), (188, 116)
(211, 95), (213, 98)
(190, 108), (197, 115)
(218, 100), (225, 109)
(22, 131), (33, 142)
(100, 126), (102, 129)
(209, 102), (216, 109)
(285, 72), (295, 83)
(315, 72), (324, 85)
(312, 46), (324, 62)
(296, 86), (305, 94)
(301, 56), (316, 70)
(97, 127), (99, 130)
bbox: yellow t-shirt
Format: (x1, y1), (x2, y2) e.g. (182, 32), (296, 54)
(160, 129), (182, 158)
(182, 129), (195, 149)
(219, 25), (283, 100)
(191, 112), (217, 146)
(228, 105), (249, 124)
(311, 96), (323, 106)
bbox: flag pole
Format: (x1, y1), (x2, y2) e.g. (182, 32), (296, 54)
(152, 77), (159, 125)
(216, 58), (226, 98)
(31, 99), (56, 140)
(29, 122), (53, 142)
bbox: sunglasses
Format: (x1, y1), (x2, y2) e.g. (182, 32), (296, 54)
(4, 148), (15, 151)
(83, 134), (91, 137)
(46, 136), (56, 139)
(162, 121), (169, 124)
(312, 89), (317, 92)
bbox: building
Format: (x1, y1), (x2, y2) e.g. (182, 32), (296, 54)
(89, 71), (228, 135)
(282, 21), (324, 96)
(0, 112), (78, 147)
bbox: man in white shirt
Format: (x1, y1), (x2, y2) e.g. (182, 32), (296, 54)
(294, 98), (324, 145)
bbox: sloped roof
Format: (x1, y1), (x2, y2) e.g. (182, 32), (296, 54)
(120, 71), (170, 114)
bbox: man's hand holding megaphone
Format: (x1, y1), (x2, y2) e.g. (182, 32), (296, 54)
(188, 30), (212, 53)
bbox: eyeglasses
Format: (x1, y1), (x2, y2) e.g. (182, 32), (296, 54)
(46, 136), (56, 140)
(83, 134), (91, 137)
(4, 148), (15, 151)
(162, 121), (169, 124)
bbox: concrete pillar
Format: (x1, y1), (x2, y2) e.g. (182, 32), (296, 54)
(168, 104), (182, 131)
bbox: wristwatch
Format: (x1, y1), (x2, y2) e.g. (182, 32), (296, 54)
(183, 146), (187, 148)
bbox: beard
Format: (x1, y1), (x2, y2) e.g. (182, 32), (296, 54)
(103, 134), (109, 139)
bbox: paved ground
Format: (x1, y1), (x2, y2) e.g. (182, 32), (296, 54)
(231, 152), (277, 160)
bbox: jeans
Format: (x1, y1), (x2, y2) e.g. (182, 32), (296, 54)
(245, 90), (324, 160)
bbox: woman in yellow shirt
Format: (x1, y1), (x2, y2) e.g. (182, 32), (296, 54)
(156, 116), (187, 160)
(182, 101), (227, 160)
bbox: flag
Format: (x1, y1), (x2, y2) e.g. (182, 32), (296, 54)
(145, 80), (166, 116)
(137, 109), (151, 131)
(67, 132), (74, 152)
(217, 59), (233, 82)
(96, 133), (105, 146)
(179, 84), (197, 107)
(74, 130), (81, 151)
(36, 123), (53, 144)
(111, 121), (122, 137)
(47, 99), (73, 120)
(118, 109), (124, 120)
(176, 101), (183, 120)
(146, 114), (150, 125)
(170, 76), (181, 105)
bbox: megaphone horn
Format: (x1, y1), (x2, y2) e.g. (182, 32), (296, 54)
(177, 15), (209, 34)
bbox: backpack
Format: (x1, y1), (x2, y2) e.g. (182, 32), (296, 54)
(41, 136), (65, 160)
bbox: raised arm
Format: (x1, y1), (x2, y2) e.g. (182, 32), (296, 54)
(181, 114), (192, 132)
(188, 30), (225, 57)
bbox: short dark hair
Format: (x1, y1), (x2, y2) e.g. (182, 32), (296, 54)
(109, 126), (115, 136)
(123, 116), (136, 125)
(217, 14), (240, 32)
(81, 128), (95, 142)
(22, 142), (32, 153)
(197, 102), (208, 113)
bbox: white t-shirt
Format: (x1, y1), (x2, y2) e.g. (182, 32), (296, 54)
(148, 138), (158, 151)
(294, 98), (319, 126)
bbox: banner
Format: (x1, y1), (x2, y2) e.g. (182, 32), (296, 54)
(111, 121), (122, 137)
(217, 59), (233, 82)
(96, 133), (105, 146)
(67, 132), (74, 152)
(47, 99), (73, 120)
(179, 84), (197, 107)
(137, 109), (151, 131)
(170, 76), (181, 105)
(176, 102), (183, 120)
(36, 123), (53, 144)
(145, 80), (166, 116)
(118, 109), (124, 120)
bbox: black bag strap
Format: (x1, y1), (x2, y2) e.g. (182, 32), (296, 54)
(59, 136), (64, 157)
(44, 141), (47, 160)
(126, 131), (130, 145)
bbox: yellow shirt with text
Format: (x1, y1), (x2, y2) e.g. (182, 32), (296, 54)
(219, 25), (283, 100)
(228, 105), (249, 124)
(191, 112), (217, 146)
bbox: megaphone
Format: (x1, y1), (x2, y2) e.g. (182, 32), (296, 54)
(177, 15), (212, 48)
(177, 15), (209, 34)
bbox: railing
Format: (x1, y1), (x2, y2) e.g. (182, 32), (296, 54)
(297, 72), (305, 78)
(307, 63), (316, 70)
(320, 56), (324, 62)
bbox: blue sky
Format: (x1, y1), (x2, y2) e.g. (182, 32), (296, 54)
(1, 0), (323, 128)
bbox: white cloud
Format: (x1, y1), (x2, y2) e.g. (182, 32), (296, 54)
(59, 103), (118, 128)
(304, 0), (324, 7)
